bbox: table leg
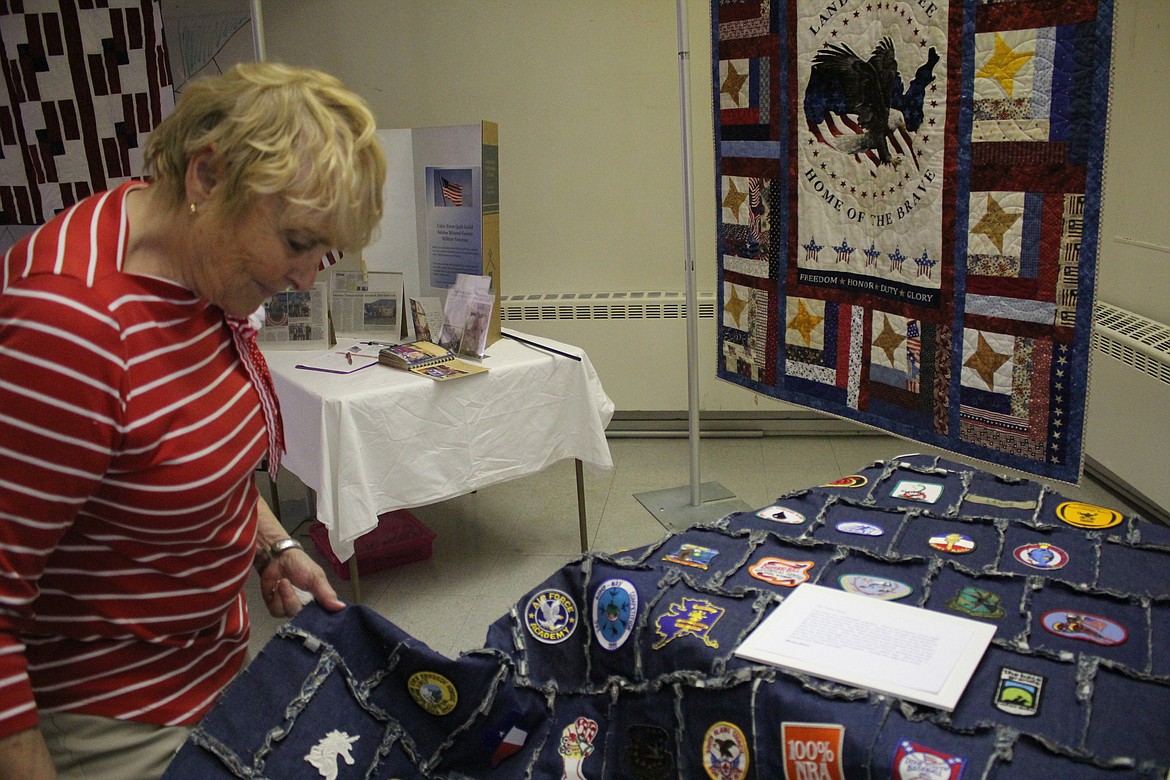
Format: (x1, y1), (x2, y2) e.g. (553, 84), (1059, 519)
(348, 558), (362, 605)
(576, 458), (588, 553)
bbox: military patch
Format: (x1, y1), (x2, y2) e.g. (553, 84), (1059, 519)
(891, 480), (944, 503)
(748, 557), (814, 587)
(558, 717), (600, 777)
(525, 588), (579, 644)
(702, 721), (749, 780)
(1013, 542), (1070, 570)
(781, 722), (845, 780)
(965, 494), (1038, 510)
(835, 521), (885, 536)
(620, 724), (675, 780)
(756, 505), (807, 524)
(1056, 501), (1123, 529)
(946, 586), (1006, 619)
(663, 543), (720, 569)
(407, 671), (458, 716)
(928, 533), (975, 554)
(485, 708), (529, 768)
(1041, 610), (1128, 646)
(651, 597), (725, 650)
(891, 740), (965, 780)
(838, 574), (913, 601)
(823, 475), (868, 488)
(593, 578), (638, 651)
(994, 667), (1044, 716)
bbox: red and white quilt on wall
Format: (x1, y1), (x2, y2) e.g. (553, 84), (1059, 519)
(0, 0), (173, 225)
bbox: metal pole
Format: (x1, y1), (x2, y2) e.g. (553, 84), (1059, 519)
(676, 0), (702, 507)
(250, 0), (266, 61)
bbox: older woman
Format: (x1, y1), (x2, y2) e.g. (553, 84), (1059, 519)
(0, 63), (385, 778)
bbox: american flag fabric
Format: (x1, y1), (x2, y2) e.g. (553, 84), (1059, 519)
(714, 0), (1113, 483)
(0, 0), (173, 226)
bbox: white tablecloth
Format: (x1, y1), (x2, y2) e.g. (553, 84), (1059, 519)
(262, 335), (614, 561)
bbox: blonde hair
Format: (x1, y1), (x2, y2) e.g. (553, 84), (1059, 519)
(145, 62), (385, 252)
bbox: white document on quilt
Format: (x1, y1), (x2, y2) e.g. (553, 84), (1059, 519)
(734, 583), (996, 711)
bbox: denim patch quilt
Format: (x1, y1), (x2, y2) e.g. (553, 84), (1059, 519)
(713, 0), (1113, 484)
(165, 455), (1170, 778)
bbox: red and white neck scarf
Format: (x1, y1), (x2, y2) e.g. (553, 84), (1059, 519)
(226, 308), (285, 479)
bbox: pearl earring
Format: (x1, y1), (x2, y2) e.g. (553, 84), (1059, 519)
(189, 202), (197, 215)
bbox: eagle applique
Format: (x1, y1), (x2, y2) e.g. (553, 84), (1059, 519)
(804, 37), (940, 167)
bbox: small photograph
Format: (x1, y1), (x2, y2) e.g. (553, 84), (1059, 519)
(433, 168), (473, 208)
(364, 297), (398, 326)
(289, 323), (314, 341)
(418, 364), (468, 380)
(286, 291), (312, 319)
(265, 297), (289, 327)
(411, 299), (432, 342)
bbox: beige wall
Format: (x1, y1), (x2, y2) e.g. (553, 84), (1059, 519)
(1096, 1), (1170, 325)
(261, 0), (715, 297)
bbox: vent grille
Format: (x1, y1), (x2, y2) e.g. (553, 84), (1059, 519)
(1093, 302), (1170, 386)
(501, 292), (718, 322)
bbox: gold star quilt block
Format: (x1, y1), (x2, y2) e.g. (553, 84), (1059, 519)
(973, 28), (1052, 143)
(786, 297), (825, 352)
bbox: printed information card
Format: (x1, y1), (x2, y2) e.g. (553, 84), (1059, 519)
(734, 584), (995, 711)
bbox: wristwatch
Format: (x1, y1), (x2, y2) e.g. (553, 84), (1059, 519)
(254, 537), (304, 574)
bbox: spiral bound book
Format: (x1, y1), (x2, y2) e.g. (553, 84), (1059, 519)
(378, 340), (456, 369)
(378, 340), (487, 381)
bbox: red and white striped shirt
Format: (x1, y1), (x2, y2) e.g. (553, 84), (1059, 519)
(0, 182), (266, 739)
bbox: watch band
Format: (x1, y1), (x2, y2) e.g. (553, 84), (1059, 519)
(254, 537), (304, 574)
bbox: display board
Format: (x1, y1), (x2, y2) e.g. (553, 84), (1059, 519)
(365, 121), (501, 345)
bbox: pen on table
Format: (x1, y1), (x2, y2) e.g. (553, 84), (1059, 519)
(501, 330), (582, 361)
(360, 341), (395, 346)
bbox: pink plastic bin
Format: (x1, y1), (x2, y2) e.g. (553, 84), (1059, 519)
(309, 510), (436, 580)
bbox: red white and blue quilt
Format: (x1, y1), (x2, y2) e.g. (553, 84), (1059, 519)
(714, 0), (1113, 483)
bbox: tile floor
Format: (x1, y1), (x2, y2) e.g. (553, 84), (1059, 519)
(244, 434), (1147, 660)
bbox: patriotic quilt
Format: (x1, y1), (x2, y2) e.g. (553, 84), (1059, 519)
(714, 0), (1113, 483)
(0, 0), (172, 226)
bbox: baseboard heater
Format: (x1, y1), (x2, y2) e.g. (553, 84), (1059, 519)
(1086, 301), (1170, 522)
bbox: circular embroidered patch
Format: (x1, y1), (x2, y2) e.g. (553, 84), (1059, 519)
(1013, 542), (1070, 570)
(839, 574), (913, 600)
(593, 579), (638, 651)
(835, 521), (885, 537)
(407, 671), (458, 716)
(525, 588), (579, 644)
(702, 721), (749, 780)
(928, 533), (975, 554)
(1056, 501), (1123, 529)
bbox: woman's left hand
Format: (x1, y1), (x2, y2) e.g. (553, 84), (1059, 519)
(260, 548), (346, 618)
